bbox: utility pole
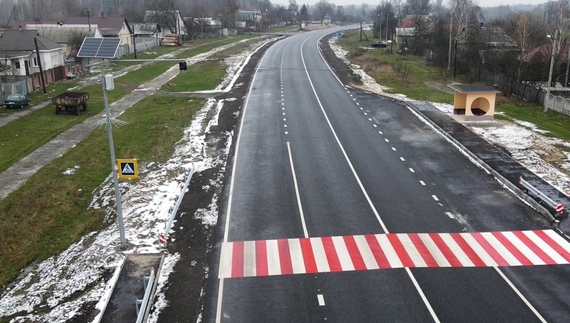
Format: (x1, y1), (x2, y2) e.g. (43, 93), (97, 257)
(33, 37), (47, 93)
(545, 30), (558, 113)
(448, 10), (453, 72)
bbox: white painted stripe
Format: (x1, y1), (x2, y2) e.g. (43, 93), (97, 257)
(332, 236), (355, 271)
(286, 142), (308, 238)
(243, 240), (257, 277)
(439, 234), (475, 267)
(398, 234), (427, 267)
(353, 235), (380, 270)
(409, 168), (415, 173)
(392, 147), (397, 151)
(288, 238), (306, 274)
(373, 124), (377, 128)
(524, 231), (567, 263)
(445, 212), (455, 219)
(431, 195), (438, 201)
(481, 232), (521, 266)
(494, 267), (547, 323)
(310, 237), (331, 273)
(400, 157), (405, 161)
(375, 234), (403, 268)
(543, 229), (570, 249)
(317, 294), (325, 306)
(285, 131), (288, 135)
(385, 138), (390, 142)
(266, 239), (281, 276)
(419, 180), (426, 186)
(284, 124), (287, 127)
(356, 102), (360, 106)
(418, 234), (451, 267)
(364, 112), (368, 116)
(368, 118), (373, 121)
(405, 267), (441, 323)
(378, 130), (383, 134)
(283, 118), (286, 122)
(219, 242), (233, 278)
(461, 234), (498, 266)
(502, 231), (544, 265)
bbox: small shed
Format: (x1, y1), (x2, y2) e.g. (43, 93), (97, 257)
(448, 83), (500, 121)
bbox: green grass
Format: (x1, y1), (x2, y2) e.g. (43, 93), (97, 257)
(165, 59), (227, 92)
(0, 95), (204, 288)
(336, 29), (570, 141)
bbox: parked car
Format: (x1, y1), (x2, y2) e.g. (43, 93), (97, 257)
(4, 94), (30, 109)
(371, 41), (388, 48)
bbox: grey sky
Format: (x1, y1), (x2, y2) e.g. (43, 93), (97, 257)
(273, 0), (545, 9)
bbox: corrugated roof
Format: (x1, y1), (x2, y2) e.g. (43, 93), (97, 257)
(0, 30), (63, 55)
(64, 17), (127, 36)
(25, 25), (98, 43)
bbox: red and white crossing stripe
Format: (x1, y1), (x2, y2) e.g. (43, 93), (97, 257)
(555, 203), (565, 214)
(219, 230), (570, 279)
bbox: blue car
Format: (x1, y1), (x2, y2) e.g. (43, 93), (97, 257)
(4, 94), (30, 109)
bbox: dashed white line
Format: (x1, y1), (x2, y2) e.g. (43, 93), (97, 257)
(391, 147), (397, 151)
(364, 112), (368, 116)
(385, 138), (390, 143)
(419, 180), (426, 186)
(378, 130), (383, 134)
(409, 168), (415, 173)
(373, 124), (377, 128)
(432, 195), (439, 201)
(368, 118), (372, 121)
(400, 157), (405, 161)
(317, 294), (325, 306)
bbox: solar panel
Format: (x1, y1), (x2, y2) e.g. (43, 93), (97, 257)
(77, 37), (121, 58)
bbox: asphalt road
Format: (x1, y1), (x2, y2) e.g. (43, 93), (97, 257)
(202, 27), (570, 322)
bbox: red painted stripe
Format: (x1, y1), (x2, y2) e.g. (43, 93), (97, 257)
(343, 235), (367, 271)
(450, 233), (486, 267)
(408, 233), (438, 267)
(513, 231), (555, 265)
(492, 232), (533, 266)
(387, 234), (415, 267)
(322, 237), (342, 272)
(471, 232), (509, 266)
(255, 240), (268, 276)
(231, 241), (244, 278)
(429, 233), (463, 267)
(534, 230), (570, 262)
(277, 239), (293, 275)
(364, 234), (391, 269)
(300, 238), (318, 274)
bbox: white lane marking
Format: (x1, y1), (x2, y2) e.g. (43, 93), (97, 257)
(311, 237), (331, 272)
(439, 234), (475, 267)
(431, 195), (438, 201)
(266, 239), (281, 276)
(300, 36), (389, 233)
(313, 33), (440, 323)
(217, 35), (276, 323)
(289, 238), (306, 274)
(409, 168), (415, 173)
(243, 240), (256, 277)
(418, 233), (451, 267)
(285, 131), (289, 135)
(219, 242), (233, 278)
(283, 118), (287, 122)
(332, 236), (355, 271)
(378, 130), (383, 134)
(481, 232), (521, 266)
(398, 234), (427, 267)
(400, 157), (405, 161)
(364, 112), (368, 116)
(494, 267), (547, 322)
(502, 231), (544, 265)
(354, 235), (380, 270)
(419, 180), (426, 186)
(446, 212), (455, 219)
(405, 267), (441, 323)
(284, 124), (288, 128)
(525, 231), (567, 263)
(373, 124), (377, 128)
(385, 138), (390, 143)
(368, 118), (373, 121)
(317, 294), (326, 306)
(356, 102), (360, 105)
(287, 142), (309, 238)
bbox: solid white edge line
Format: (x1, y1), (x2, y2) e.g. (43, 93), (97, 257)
(215, 38), (275, 323)
(315, 32), (441, 322)
(287, 142), (309, 238)
(302, 36), (389, 233)
(405, 267), (441, 323)
(493, 267), (547, 322)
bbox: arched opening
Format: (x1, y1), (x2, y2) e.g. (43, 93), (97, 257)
(470, 97), (490, 116)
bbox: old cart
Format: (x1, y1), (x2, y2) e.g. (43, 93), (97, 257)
(52, 92), (89, 115)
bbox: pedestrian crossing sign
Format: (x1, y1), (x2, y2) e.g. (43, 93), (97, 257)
(117, 159), (139, 179)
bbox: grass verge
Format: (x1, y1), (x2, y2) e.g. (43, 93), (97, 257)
(0, 95), (204, 288)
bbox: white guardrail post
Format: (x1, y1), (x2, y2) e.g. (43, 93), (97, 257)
(135, 267), (156, 323)
(519, 177), (566, 216)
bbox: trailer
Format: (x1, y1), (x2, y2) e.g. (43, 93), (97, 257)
(52, 92), (89, 115)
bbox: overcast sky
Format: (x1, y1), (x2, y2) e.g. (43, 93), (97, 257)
(273, 0), (545, 8)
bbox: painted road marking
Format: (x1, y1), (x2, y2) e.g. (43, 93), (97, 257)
(219, 230), (570, 278)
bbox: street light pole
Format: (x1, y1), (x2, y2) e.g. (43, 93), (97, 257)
(545, 29), (558, 113)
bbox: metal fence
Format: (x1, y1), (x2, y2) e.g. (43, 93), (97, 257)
(469, 68), (545, 105)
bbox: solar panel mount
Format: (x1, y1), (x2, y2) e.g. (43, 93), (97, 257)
(77, 37), (121, 58)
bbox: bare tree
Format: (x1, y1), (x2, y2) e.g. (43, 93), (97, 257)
(315, 0), (332, 23)
(145, 0), (180, 34)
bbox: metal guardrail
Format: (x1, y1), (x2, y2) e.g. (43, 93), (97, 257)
(519, 177), (566, 216)
(135, 267), (156, 323)
(165, 166), (196, 238)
